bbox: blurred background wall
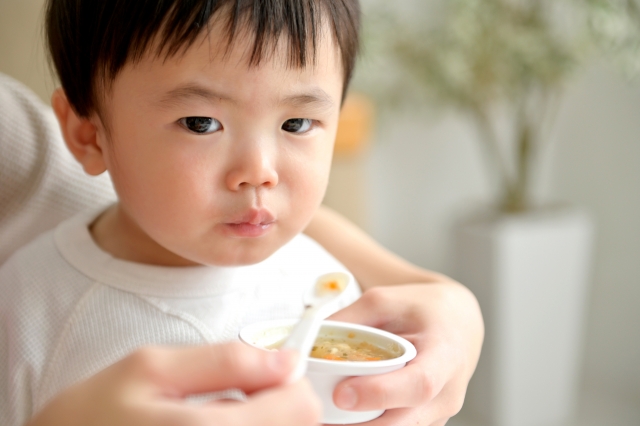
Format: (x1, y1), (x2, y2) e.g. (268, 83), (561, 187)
(353, 0), (640, 423)
(1, 0), (638, 424)
(362, 63), (640, 425)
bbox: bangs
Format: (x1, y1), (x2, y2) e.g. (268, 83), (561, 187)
(133, 1), (324, 72)
(46, 0), (360, 117)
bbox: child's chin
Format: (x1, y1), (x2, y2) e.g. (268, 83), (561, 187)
(200, 247), (277, 267)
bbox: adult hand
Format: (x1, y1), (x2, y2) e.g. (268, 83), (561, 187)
(27, 342), (321, 426)
(306, 207), (484, 425)
(328, 283), (483, 425)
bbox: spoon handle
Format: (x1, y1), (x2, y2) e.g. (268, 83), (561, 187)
(280, 303), (329, 382)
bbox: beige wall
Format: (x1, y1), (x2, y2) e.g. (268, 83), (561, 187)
(0, 0), (53, 103)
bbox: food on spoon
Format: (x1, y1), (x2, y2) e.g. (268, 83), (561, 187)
(316, 277), (347, 297)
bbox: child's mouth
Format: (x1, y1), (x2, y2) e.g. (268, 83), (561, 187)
(224, 208), (276, 237)
(224, 221), (274, 237)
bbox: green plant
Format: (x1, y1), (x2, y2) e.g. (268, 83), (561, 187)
(584, 0), (640, 77)
(367, 0), (637, 212)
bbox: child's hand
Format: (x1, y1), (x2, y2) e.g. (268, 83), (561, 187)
(27, 343), (321, 426)
(327, 282), (484, 425)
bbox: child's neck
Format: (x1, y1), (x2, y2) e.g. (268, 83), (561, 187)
(90, 204), (201, 267)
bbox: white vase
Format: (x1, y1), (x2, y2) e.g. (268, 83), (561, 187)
(453, 207), (594, 426)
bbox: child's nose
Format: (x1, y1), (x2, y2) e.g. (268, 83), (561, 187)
(225, 140), (279, 191)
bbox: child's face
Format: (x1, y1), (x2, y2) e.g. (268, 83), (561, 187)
(94, 25), (343, 266)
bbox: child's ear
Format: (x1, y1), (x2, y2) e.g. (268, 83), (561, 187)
(51, 88), (107, 176)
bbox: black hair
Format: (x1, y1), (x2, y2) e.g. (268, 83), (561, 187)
(45, 0), (361, 117)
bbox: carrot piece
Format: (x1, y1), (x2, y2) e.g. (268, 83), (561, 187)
(323, 354), (345, 361)
(322, 281), (340, 291)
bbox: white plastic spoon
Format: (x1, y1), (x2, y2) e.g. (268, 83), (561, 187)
(281, 271), (353, 381)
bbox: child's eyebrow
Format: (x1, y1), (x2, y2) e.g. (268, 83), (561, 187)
(279, 89), (335, 111)
(157, 84), (232, 108)
(156, 83), (335, 111)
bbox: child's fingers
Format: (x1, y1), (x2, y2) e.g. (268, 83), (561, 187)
(116, 343), (299, 396)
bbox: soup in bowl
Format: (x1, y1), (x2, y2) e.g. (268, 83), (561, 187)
(239, 319), (417, 424)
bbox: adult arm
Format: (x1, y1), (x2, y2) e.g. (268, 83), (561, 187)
(26, 343), (320, 426)
(0, 73), (115, 265)
(305, 205), (484, 425)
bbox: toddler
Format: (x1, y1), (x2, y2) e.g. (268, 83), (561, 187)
(0, 0), (361, 424)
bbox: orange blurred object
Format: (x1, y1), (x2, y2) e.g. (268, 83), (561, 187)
(323, 281), (340, 291)
(334, 92), (374, 157)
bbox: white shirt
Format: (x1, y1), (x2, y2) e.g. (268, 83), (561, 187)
(0, 209), (361, 426)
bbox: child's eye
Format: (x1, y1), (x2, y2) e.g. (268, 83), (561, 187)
(282, 118), (313, 134)
(179, 117), (222, 134)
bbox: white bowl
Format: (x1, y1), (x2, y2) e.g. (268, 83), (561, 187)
(239, 319), (417, 424)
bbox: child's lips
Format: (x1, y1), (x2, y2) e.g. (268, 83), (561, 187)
(224, 209), (275, 237)
(224, 221), (274, 237)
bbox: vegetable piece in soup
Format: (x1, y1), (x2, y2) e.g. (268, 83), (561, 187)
(310, 337), (397, 361)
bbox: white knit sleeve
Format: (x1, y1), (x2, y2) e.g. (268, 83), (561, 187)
(0, 250), (40, 426)
(0, 73), (116, 265)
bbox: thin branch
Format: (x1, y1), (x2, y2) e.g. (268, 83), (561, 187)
(469, 105), (516, 204)
(510, 99), (535, 211)
(534, 87), (563, 159)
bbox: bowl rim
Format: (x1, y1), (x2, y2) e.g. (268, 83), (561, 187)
(239, 318), (418, 368)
